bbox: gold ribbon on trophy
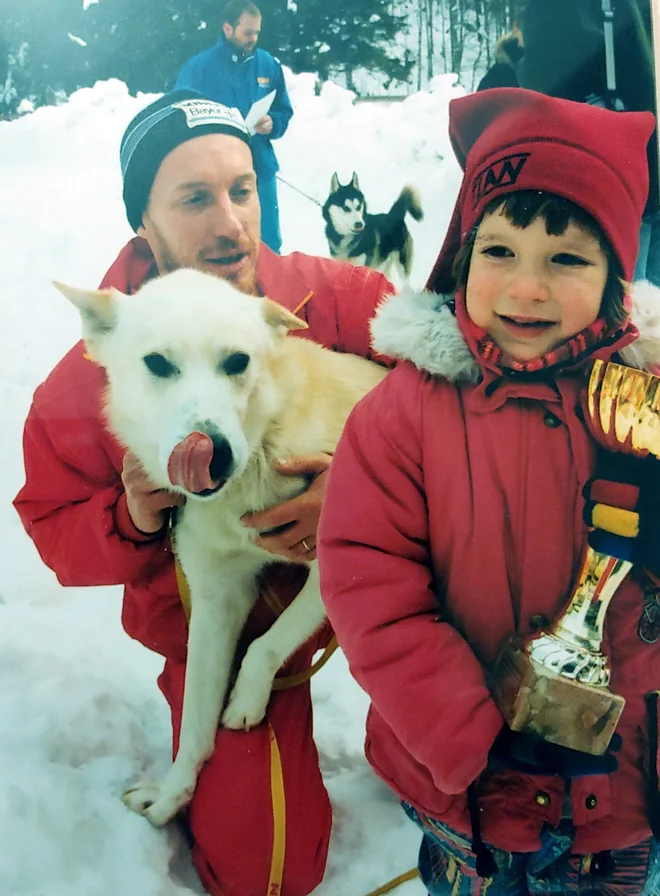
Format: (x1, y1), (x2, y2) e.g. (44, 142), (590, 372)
(492, 360), (660, 756)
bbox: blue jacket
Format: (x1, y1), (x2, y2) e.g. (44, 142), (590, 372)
(175, 38), (293, 180)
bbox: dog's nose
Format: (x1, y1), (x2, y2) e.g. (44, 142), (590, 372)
(355, 222), (364, 230)
(209, 435), (234, 482)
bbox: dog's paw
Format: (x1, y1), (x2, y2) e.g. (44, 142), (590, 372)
(222, 676), (271, 731)
(122, 781), (165, 821)
(122, 779), (193, 827)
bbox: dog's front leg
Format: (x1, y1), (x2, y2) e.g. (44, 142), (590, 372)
(123, 554), (257, 827)
(222, 563), (326, 730)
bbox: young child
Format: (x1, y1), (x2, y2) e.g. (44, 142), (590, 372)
(317, 88), (660, 895)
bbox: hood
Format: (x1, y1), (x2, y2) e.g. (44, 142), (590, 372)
(371, 281), (660, 383)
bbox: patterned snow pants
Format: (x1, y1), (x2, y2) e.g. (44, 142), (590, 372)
(403, 803), (660, 896)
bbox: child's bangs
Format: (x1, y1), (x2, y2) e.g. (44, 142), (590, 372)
(488, 191), (604, 244)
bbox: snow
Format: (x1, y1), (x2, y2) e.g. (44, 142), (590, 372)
(0, 70), (464, 895)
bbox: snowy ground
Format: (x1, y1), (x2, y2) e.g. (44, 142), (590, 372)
(0, 70), (464, 895)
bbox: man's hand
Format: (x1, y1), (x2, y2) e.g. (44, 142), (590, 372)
(254, 114), (273, 135)
(122, 451), (185, 536)
(241, 453), (332, 561)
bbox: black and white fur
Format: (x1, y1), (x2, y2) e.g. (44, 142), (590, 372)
(322, 172), (423, 284)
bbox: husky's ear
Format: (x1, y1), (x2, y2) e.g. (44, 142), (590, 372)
(53, 281), (121, 351)
(262, 298), (308, 335)
(351, 171), (360, 190)
(330, 172), (340, 193)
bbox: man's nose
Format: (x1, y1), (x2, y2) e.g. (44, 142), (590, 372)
(209, 197), (243, 241)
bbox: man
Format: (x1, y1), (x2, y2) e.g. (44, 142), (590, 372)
(176, 0), (293, 255)
(14, 89), (393, 896)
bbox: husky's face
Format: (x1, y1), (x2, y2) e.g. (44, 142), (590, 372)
(324, 172), (367, 237)
(327, 194), (366, 236)
(56, 269), (304, 499)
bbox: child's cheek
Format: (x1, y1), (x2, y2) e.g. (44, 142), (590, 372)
(465, 268), (495, 329)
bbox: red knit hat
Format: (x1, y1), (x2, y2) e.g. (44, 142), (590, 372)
(427, 88), (655, 292)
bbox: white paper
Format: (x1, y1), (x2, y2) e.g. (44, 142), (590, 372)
(244, 90), (277, 135)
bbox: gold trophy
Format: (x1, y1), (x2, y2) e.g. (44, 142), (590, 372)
(491, 360), (660, 755)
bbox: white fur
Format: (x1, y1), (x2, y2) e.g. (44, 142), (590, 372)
(371, 286), (480, 383)
(57, 269), (387, 827)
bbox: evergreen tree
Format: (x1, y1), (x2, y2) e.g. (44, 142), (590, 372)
(273, 0), (412, 89)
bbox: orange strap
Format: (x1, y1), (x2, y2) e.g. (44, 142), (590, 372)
(292, 290), (313, 317)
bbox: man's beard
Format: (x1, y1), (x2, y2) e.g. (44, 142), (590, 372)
(226, 34), (255, 56)
(148, 223), (258, 295)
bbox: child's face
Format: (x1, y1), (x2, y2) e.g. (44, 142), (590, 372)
(465, 209), (608, 363)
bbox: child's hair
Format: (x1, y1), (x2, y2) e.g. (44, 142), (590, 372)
(452, 190), (627, 329)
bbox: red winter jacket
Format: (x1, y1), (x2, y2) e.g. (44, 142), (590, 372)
(318, 285), (660, 856)
(14, 238), (393, 669)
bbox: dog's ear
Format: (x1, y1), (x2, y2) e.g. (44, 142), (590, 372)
(351, 171), (360, 190)
(330, 172), (340, 193)
(53, 281), (122, 355)
(262, 298), (308, 335)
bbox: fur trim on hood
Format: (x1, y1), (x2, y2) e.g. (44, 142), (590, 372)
(371, 288), (480, 384)
(371, 281), (660, 381)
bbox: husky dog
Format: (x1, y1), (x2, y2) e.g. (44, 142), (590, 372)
(322, 172), (423, 282)
(56, 269), (387, 827)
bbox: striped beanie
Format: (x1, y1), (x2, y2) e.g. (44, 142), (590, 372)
(119, 89), (251, 231)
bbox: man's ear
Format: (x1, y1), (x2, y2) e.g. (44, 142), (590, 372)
(262, 298), (308, 335)
(330, 172), (340, 193)
(222, 21), (233, 39)
(53, 281), (122, 355)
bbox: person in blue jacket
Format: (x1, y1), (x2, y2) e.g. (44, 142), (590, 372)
(176, 0), (293, 253)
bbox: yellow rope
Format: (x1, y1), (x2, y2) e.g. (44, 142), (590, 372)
(174, 560), (417, 896)
(363, 867), (420, 895)
(271, 636), (338, 689)
(267, 721), (286, 895)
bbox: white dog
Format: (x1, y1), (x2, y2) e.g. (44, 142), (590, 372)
(56, 269), (387, 827)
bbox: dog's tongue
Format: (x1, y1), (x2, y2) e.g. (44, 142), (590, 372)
(167, 432), (219, 494)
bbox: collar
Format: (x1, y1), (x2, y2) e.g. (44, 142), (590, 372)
(453, 288), (639, 386)
(217, 36), (255, 64)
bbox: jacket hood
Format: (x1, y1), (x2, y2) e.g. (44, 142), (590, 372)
(371, 280), (660, 383)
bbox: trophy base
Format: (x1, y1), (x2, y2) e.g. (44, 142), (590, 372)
(491, 636), (625, 756)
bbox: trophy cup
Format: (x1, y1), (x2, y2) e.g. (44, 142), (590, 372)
(491, 360), (660, 756)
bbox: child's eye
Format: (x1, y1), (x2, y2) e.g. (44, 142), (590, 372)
(552, 253), (591, 266)
(482, 245), (513, 258)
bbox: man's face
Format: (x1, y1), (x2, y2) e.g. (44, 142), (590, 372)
(138, 133), (261, 295)
(223, 13), (261, 54)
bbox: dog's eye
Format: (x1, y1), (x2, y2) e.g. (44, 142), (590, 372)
(223, 352), (250, 376)
(143, 353), (180, 378)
